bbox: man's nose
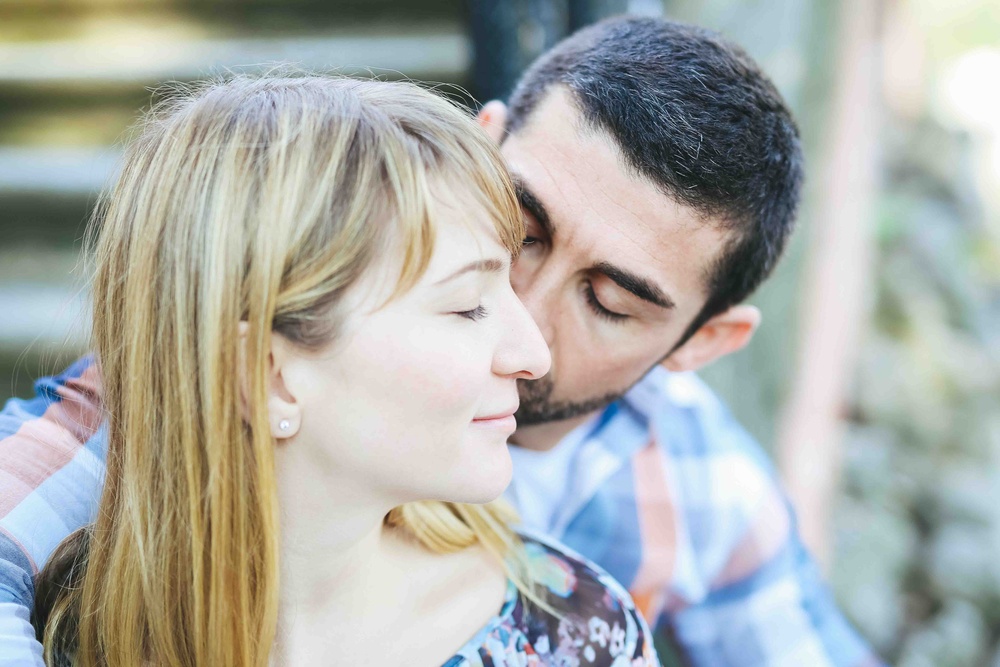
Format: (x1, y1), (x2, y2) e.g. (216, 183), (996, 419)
(510, 261), (560, 348)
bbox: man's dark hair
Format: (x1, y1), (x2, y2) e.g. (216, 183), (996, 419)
(506, 15), (804, 351)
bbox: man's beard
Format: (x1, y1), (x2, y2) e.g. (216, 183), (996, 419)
(514, 375), (626, 426)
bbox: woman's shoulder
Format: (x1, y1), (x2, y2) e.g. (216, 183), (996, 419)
(444, 530), (660, 667)
(518, 530), (660, 665)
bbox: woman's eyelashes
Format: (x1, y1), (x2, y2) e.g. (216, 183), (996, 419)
(455, 305), (489, 321)
(584, 282), (628, 323)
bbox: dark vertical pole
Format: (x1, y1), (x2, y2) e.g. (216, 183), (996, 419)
(466, 0), (525, 104)
(568, 0), (629, 32)
(466, 0), (650, 103)
(467, 0), (572, 104)
(526, 0), (569, 52)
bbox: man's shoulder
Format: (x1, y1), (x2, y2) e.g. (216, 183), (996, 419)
(622, 368), (774, 468)
(618, 368), (789, 552)
(612, 370), (799, 604)
(517, 530), (657, 661)
(520, 528), (635, 602)
(623, 367), (736, 429)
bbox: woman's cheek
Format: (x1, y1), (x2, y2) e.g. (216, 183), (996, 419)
(417, 326), (491, 411)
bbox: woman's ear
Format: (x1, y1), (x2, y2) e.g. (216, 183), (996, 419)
(475, 100), (508, 144)
(661, 305), (761, 373)
(237, 322), (302, 441)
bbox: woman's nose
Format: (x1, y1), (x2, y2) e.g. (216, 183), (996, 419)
(493, 289), (552, 380)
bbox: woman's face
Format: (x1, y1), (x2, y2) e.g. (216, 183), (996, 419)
(279, 188), (551, 506)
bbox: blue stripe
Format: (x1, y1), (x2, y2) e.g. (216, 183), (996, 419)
(0, 355), (95, 440)
(561, 459), (644, 590)
(0, 532), (34, 608)
(32, 355), (94, 402)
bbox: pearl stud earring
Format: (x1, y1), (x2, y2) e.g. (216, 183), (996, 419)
(279, 419), (291, 432)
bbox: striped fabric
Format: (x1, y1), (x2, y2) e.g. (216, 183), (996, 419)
(505, 367), (885, 667)
(0, 358), (882, 666)
(0, 356), (105, 665)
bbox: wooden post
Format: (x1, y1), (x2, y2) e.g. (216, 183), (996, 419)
(776, 0), (882, 569)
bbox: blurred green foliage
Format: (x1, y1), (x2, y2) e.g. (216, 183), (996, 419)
(832, 114), (1000, 665)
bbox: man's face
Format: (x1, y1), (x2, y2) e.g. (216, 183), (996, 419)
(499, 88), (729, 432)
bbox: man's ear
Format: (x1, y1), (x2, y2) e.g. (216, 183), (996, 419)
(661, 305), (761, 373)
(237, 322), (302, 440)
(476, 100), (508, 144)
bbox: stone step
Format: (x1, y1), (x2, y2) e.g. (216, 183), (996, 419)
(0, 282), (88, 348)
(0, 146), (119, 195)
(0, 248), (86, 360)
(0, 25), (468, 87)
(0, 25), (470, 200)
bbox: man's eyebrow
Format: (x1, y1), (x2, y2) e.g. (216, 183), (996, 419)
(594, 261), (675, 310)
(512, 176), (555, 237)
(434, 258), (508, 285)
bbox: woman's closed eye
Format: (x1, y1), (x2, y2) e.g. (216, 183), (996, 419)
(455, 305), (489, 321)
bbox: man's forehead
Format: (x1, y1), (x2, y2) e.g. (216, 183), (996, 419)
(502, 108), (725, 304)
(503, 88), (693, 231)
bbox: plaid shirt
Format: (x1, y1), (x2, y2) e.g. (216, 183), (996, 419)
(0, 357), (104, 665)
(507, 366), (882, 667)
(0, 357), (882, 666)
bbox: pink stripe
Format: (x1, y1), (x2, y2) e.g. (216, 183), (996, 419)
(0, 365), (103, 520)
(712, 485), (791, 589)
(629, 440), (676, 622)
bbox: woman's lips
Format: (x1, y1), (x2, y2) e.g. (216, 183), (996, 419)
(472, 408), (518, 432)
(471, 415), (517, 431)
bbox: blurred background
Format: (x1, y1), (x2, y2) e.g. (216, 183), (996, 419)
(0, 0), (998, 664)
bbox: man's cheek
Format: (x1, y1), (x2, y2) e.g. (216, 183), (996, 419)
(566, 359), (613, 386)
(592, 355), (639, 385)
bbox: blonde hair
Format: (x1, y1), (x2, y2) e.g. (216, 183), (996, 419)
(38, 74), (537, 666)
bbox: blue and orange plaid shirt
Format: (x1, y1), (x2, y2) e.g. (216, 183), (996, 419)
(0, 356), (882, 666)
(507, 366), (883, 666)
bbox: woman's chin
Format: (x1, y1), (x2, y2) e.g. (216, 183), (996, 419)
(451, 452), (513, 505)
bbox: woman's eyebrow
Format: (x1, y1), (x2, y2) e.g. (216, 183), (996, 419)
(434, 258), (508, 285)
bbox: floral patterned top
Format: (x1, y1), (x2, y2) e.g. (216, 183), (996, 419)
(443, 532), (660, 667)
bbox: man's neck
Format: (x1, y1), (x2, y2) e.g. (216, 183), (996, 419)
(510, 410), (599, 452)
